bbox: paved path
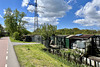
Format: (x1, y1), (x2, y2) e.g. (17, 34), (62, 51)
(0, 37), (40, 67)
(7, 37), (20, 67)
(0, 37), (8, 67)
(12, 42), (40, 45)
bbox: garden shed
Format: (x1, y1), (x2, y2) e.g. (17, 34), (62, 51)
(50, 35), (68, 48)
(23, 35), (42, 43)
(68, 34), (94, 49)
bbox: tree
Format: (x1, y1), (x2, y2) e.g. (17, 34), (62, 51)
(4, 8), (17, 35)
(14, 9), (28, 35)
(40, 24), (57, 40)
(4, 8), (28, 36)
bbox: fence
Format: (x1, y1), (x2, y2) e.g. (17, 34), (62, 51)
(47, 48), (100, 67)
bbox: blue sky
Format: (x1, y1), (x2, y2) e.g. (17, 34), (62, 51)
(0, 0), (100, 32)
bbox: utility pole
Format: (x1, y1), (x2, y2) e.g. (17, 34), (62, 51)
(27, 0), (38, 31)
(27, 0), (44, 32)
(34, 0), (38, 31)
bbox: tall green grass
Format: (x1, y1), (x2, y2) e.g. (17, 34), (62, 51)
(14, 44), (87, 67)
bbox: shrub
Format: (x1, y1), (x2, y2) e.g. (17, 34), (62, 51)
(13, 32), (20, 40)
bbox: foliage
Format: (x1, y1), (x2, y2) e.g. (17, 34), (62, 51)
(55, 28), (99, 35)
(4, 8), (28, 36)
(21, 29), (31, 35)
(60, 49), (82, 58)
(10, 37), (35, 43)
(40, 24), (57, 40)
(13, 32), (20, 40)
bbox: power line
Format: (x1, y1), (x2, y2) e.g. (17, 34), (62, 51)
(26, 0), (38, 32)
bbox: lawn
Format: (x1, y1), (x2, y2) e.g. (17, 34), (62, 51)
(10, 37), (35, 43)
(14, 44), (71, 67)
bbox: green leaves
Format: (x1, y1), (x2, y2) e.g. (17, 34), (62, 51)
(40, 24), (57, 40)
(4, 8), (28, 36)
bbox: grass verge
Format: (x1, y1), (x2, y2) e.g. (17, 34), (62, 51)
(14, 44), (70, 67)
(14, 44), (86, 67)
(10, 37), (35, 43)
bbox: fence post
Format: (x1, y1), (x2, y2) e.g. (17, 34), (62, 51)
(98, 62), (99, 67)
(53, 49), (54, 54)
(94, 61), (96, 67)
(68, 53), (70, 61)
(90, 59), (91, 66)
(64, 52), (66, 59)
(86, 57), (87, 64)
(80, 56), (82, 64)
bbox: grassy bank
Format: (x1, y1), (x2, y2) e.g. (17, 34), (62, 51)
(14, 44), (70, 67)
(14, 44), (85, 67)
(10, 37), (35, 43)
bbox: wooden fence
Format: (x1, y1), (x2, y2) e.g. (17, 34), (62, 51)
(47, 48), (100, 67)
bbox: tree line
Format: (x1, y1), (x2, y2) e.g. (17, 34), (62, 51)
(3, 8), (100, 40)
(33, 26), (100, 40)
(55, 28), (100, 35)
(4, 8), (31, 39)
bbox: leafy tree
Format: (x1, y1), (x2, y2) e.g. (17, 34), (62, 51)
(13, 9), (28, 35)
(40, 24), (57, 40)
(4, 8), (17, 35)
(13, 32), (20, 40)
(21, 29), (31, 35)
(4, 8), (28, 36)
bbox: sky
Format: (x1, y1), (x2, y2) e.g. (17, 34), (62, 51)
(0, 0), (100, 32)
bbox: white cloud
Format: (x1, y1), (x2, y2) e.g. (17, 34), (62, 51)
(0, 15), (3, 18)
(22, 0), (72, 31)
(22, 0), (30, 7)
(22, 17), (59, 31)
(37, 0), (72, 18)
(27, 5), (35, 13)
(22, 17), (59, 25)
(74, 0), (100, 26)
(3, 9), (6, 14)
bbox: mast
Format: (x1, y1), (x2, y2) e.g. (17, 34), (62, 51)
(34, 0), (38, 31)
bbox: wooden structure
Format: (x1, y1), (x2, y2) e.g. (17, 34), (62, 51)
(68, 35), (94, 49)
(23, 35), (42, 43)
(50, 35), (68, 49)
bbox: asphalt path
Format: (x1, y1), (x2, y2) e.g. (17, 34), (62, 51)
(0, 37), (8, 67)
(0, 37), (40, 67)
(7, 37), (20, 67)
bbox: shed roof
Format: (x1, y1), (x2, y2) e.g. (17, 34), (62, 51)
(69, 35), (94, 39)
(56, 35), (68, 37)
(66, 35), (74, 38)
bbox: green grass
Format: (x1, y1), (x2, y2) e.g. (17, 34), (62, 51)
(14, 44), (86, 67)
(10, 37), (35, 43)
(14, 44), (70, 67)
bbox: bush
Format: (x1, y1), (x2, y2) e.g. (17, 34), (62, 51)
(13, 32), (20, 40)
